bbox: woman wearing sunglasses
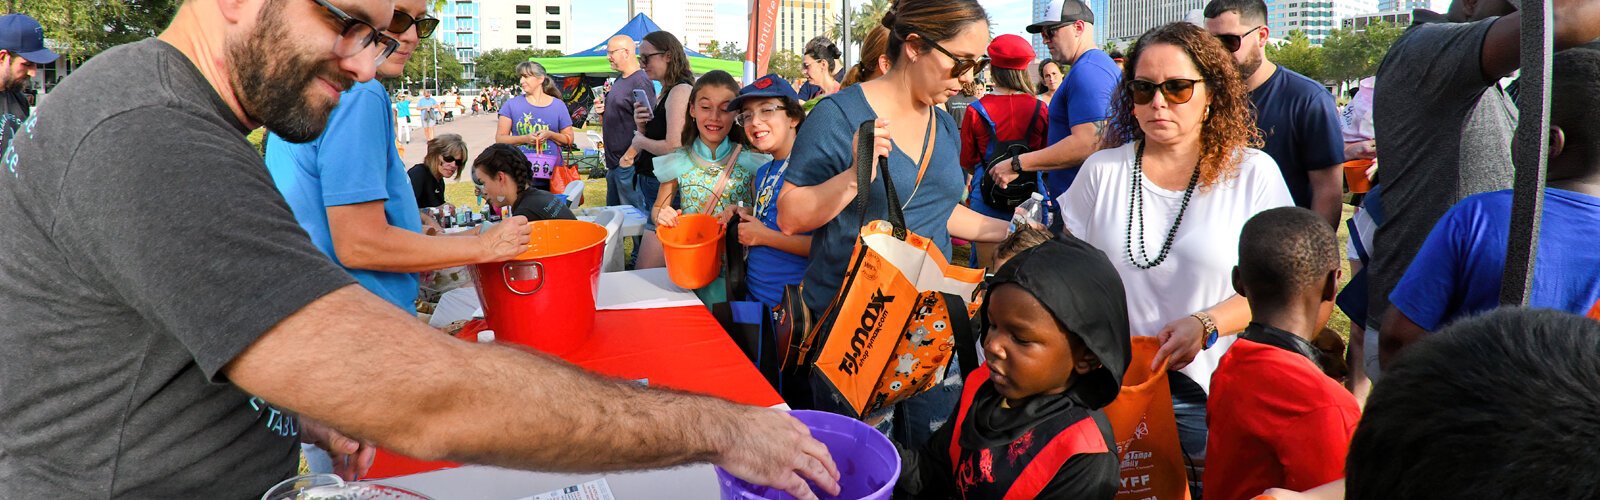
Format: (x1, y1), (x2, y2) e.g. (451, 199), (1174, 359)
(1058, 22), (1292, 472)
(408, 133), (467, 209)
(629, 30), (696, 268)
(777, 0), (1011, 448)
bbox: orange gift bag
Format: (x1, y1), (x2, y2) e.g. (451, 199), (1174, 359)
(1102, 336), (1191, 500)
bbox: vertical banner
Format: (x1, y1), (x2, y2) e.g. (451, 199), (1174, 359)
(747, 0), (780, 77)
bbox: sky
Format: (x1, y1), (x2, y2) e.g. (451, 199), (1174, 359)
(567, 0), (1035, 54)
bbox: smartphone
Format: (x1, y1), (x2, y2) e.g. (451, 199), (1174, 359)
(632, 88), (654, 120)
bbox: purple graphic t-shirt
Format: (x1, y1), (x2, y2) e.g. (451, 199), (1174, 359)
(499, 95), (572, 179)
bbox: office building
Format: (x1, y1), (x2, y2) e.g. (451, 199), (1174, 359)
(1342, 9), (1413, 31)
(480, 0), (574, 53)
(1265, 0), (1376, 46)
(633, 0), (717, 51)
(1106, 0), (1204, 46)
(435, 1), (482, 81)
(1379, 0), (1429, 12)
(777, 0), (837, 57)
(1032, 0), (1110, 59)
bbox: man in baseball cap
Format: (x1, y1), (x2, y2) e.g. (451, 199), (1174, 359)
(0, 13), (56, 154)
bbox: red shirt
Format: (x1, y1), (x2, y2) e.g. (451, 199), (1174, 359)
(1204, 338), (1360, 500)
(959, 94), (1048, 174)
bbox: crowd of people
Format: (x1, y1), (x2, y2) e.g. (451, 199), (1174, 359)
(0, 0), (1598, 497)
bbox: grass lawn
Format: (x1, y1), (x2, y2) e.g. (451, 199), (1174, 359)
(446, 179), (1360, 341)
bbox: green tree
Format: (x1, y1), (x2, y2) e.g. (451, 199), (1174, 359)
(387, 38), (465, 92)
(701, 39), (746, 61)
(472, 48), (562, 87)
(1321, 21), (1404, 85)
(10, 0), (178, 62)
(768, 51), (803, 80)
(1266, 30), (1325, 83)
(1102, 39), (1123, 56)
(830, 0), (890, 46)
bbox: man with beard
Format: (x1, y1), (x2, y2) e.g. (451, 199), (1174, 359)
(1205, 0), (1345, 227)
(0, 0), (840, 498)
(991, 0), (1119, 220)
(0, 13), (56, 156)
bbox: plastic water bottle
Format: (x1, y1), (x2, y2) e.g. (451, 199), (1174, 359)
(1011, 192), (1047, 233)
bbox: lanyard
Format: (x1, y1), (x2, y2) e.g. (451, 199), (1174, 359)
(754, 159), (788, 221)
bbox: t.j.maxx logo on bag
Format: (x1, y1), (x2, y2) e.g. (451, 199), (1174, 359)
(839, 289), (897, 375)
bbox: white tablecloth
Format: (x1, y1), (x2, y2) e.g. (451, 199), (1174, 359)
(427, 268), (702, 328)
(375, 464), (721, 500)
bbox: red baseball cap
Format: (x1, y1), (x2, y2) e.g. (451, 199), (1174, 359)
(987, 34), (1034, 71)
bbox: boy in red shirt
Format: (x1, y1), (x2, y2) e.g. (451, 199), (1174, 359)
(1205, 207), (1361, 500)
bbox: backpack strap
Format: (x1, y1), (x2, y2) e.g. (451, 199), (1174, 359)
(969, 100), (1000, 162)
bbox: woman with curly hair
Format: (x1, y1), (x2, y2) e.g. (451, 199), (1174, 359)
(1058, 21), (1291, 473)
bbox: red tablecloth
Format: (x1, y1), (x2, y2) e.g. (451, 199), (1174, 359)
(366, 306), (781, 478)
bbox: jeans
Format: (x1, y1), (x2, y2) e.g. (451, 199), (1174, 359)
(888, 360), (965, 451)
(634, 172), (662, 230)
(607, 165), (644, 208)
(302, 443), (333, 474)
(1170, 371), (1208, 499)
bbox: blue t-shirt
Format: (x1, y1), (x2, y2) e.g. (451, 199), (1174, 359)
(499, 95), (573, 180)
(1250, 67), (1345, 208)
(395, 98), (411, 118)
(417, 96), (437, 116)
(785, 85), (964, 312)
(747, 159), (811, 308)
(265, 80), (422, 311)
(1045, 49), (1120, 198)
(1389, 188), (1600, 331)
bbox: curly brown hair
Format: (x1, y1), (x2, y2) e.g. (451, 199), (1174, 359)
(1102, 22), (1262, 189)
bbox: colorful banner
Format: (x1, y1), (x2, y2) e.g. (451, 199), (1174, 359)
(747, 0), (780, 76)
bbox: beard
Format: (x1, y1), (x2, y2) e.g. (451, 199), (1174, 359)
(228, 6), (354, 143)
(1236, 50), (1263, 81)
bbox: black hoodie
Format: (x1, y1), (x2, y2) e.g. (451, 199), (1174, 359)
(896, 237), (1132, 499)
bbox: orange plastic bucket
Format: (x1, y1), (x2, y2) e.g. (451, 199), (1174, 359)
(471, 220), (606, 355)
(1344, 159), (1374, 194)
(657, 213), (725, 289)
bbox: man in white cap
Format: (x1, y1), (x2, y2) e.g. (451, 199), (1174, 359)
(991, 0), (1119, 228)
(0, 13), (57, 154)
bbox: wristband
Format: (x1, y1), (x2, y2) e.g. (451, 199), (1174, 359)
(1011, 155), (1024, 174)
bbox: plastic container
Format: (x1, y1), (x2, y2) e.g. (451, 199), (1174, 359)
(1343, 159), (1374, 194)
(715, 410), (900, 500)
(1010, 192), (1047, 233)
(261, 474), (431, 500)
(657, 213), (726, 289)
(471, 220), (606, 355)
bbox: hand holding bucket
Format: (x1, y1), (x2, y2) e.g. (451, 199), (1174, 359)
(658, 213), (727, 289)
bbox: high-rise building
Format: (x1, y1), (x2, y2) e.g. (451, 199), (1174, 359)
(435, 1), (483, 82)
(633, 0), (717, 52)
(1342, 9), (1413, 31)
(777, 0), (837, 57)
(1106, 0), (1204, 45)
(1378, 0), (1429, 12)
(479, 0), (574, 53)
(1265, 0), (1375, 46)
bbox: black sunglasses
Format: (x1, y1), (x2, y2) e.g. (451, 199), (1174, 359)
(1214, 26), (1263, 53)
(1128, 79), (1206, 105)
(309, 0), (399, 64)
(638, 51), (667, 65)
(441, 155), (460, 164)
(390, 10), (440, 39)
(916, 34), (988, 79)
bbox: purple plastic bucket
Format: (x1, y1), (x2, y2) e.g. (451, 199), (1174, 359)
(714, 410), (900, 500)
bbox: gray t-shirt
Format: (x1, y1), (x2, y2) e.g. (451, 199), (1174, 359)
(0, 39), (355, 497)
(1370, 16), (1516, 323)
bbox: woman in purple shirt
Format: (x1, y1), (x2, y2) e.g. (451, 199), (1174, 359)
(496, 61), (575, 192)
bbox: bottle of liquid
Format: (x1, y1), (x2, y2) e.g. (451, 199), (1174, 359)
(456, 204), (470, 227)
(439, 204), (454, 229)
(1011, 192), (1047, 234)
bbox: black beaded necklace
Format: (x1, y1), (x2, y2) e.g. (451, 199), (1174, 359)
(1125, 141), (1201, 270)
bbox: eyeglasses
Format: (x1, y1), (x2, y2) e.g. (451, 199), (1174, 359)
(735, 105), (786, 126)
(1214, 26), (1263, 53)
(638, 51), (667, 65)
(916, 34), (988, 79)
(441, 155), (460, 164)
(1128, 79), (1206, 105)
(389, 10), (440, 39)
(310, 0), (400, 64)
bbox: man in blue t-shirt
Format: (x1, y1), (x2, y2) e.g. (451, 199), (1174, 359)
(993, 0), (1119, 206)
(1205, 0), (1345, 226)
(1382, 45), (1600, 360)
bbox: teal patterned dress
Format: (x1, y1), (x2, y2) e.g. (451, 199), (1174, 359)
(654, 139), (771, 305)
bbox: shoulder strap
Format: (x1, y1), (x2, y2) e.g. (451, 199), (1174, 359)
(1003, 418), (1111, 500)
(853, 121), (908, 236)
(911, 111), (938, 188)
(700, 145), (743, 214)
(948, 364), (990, 468)
(1024, 100), (1045, 140)
(970, 100), (999, 160)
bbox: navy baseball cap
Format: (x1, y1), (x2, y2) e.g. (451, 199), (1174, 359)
(726, 74), (801, 112)
(0, 14), (57, 64)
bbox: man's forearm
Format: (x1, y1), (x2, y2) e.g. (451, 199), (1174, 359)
(1020, 123), (1104, 173)
(1310, 167), (1345, 226)
(226, 286), (749, 472)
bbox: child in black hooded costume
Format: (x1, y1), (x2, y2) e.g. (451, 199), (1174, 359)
(895, 236), (1132, 499)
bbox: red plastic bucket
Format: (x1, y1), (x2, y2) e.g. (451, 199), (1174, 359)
(471, 220), (606, 355)
(658, 213), (726, 289)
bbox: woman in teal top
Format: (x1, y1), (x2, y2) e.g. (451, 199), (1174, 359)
(652, 70), (771, 305)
